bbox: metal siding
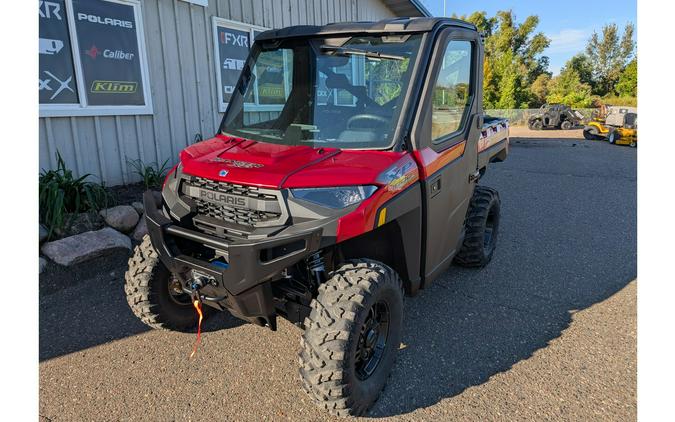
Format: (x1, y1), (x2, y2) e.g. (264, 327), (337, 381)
(38, 0), (397, 185)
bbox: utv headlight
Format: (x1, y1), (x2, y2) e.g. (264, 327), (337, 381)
(291, 186), (378, 209)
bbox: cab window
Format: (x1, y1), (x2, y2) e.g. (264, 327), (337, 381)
(431, 40), (473, 141)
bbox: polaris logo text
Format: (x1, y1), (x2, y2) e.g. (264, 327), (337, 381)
(77, 13), (133, 28)
(199, 190), (246, 207)
(91, 80), (137, 94)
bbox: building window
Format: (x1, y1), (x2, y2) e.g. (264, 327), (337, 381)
(213, 17), (289, 113)
(39, 0), (153, 117)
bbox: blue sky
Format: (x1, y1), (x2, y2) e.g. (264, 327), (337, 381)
(420, 0), (637, 75)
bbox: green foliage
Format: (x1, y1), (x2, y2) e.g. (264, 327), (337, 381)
(529, 73), (551, 107)
(601, 95), (637, 107)
(616, 59), (637, 98)
(456, 10), (551, 109)
(127, 157), (171, 190)
(546, 66), (593, 108)
(585, 23), (635, 95)
(565, 54), (594, 87)
(39, 152), (111, 238)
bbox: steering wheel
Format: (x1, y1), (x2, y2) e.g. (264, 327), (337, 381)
(346, 114), (389, 130)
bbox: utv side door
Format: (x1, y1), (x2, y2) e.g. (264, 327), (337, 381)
(411, 26), (483, 286)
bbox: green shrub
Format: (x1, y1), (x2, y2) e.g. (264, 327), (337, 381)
(39, 152), (111, 239)
(127, 158), (171, 190)
(601, 95), (637, 107)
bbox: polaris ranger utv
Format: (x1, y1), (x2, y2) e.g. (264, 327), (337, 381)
(125, 17), (508, 416)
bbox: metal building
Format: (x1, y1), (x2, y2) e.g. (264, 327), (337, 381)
(38, 0), (430, 186)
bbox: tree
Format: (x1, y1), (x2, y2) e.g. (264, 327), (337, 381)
(456, 10), (551, 108)
(529, 73), (551, 106)
(615, 59), (637, 97)
(585, 23), (635, 95)
(564, 53), (594, 87)
(546, 66), (593, 108)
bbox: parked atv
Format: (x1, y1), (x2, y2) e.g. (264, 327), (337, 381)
(125, 17), (509, 417)
(528, 103), (583, 130)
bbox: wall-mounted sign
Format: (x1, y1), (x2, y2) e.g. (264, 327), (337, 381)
(72, 0), (145, 106)
(39, 0), (79, 104)
(39, 0), (153, 117)
(212, 17), (276, 113)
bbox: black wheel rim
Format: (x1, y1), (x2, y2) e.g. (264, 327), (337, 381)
(483, 206), (497, 255)
(355, 301), (390, 380)
(167, 274), (192, 306)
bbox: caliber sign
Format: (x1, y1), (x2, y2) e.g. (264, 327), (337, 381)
(72, 0), (145, 106)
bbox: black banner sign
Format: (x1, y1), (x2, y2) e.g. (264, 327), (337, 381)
(73, 0), (145, 106)
(216, 26), (250, 104)
(39, 0), (79, 104)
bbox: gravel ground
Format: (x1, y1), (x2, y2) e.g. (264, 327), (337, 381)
(39, 129), (636, 421)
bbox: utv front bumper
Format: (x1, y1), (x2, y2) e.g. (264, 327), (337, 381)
(142, 191), (323, 329)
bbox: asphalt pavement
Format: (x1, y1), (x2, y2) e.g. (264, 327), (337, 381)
(39, 128), (637, 421)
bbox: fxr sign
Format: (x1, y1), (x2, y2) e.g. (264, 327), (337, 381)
(220, 31), (249, 47)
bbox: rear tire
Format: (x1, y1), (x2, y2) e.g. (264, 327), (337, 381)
(530, 119), (543, 130)
(125, 235), (199, 331)
(299, 259), (404, 417)
(454, 186), (501, 268)
(583, 128), (598, 140)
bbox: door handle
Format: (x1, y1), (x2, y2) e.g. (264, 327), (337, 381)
(469, 170), (480, 183)
(430, 177), (441, 197)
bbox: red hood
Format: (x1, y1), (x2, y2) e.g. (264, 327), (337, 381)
(180, 135), (406, 189)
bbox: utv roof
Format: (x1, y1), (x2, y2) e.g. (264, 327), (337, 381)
(255, 17), (477, 42)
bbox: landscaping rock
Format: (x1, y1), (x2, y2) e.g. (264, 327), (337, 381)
(131, 217), (148, 242)
(39, 225), (48, 243)
(99, 205), (139, 233)
(54, 212), (105, 238)
(39, 257), (47, 274)
(131, 201), (144, 216)
(41, 227), (131, 266)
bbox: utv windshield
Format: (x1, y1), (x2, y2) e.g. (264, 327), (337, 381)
(220, 34), (423, 149)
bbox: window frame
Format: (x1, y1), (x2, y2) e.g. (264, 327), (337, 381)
(39, 0), (154, 117)
(430, 38), (476, 146)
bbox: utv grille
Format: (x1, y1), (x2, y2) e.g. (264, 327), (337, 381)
(193, 199), (281, 226)
(184, 177), (285, 228)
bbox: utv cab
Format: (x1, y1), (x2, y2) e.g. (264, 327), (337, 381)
(528, 103), (583, 130)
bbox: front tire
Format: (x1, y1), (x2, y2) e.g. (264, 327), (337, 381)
(608, 130), (619, 144)
(561, 120), (573, 130)
(125, 235), (199, 331)
(530, 119), (543, 130)
(454, 185), (501, 267)
(299, 260), (404, 417)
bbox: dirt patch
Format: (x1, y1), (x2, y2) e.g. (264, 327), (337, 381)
(107, 182), (148, 205)
(39, 249), (132, 297)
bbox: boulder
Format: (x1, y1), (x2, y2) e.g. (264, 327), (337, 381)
(39, 225), (48, 243)
(131, 201), (144, 216)
(40, 227), (131, 266)
(131, 217), (148, 242)
(39, 257), (47, 274)
(55, 212), (105, 238)
(100, 205), (139, 233)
